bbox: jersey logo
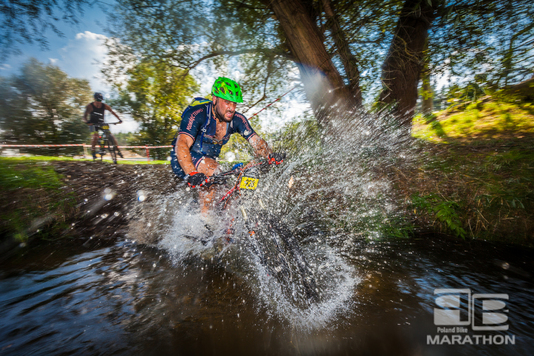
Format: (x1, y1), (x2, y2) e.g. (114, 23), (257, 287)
(190, 98), (211, 107)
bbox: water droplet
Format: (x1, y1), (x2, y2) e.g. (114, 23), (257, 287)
(137, 190), (147, 202)
(225, 151), (236, 162)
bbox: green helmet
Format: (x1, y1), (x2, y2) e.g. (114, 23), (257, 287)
(212, 77), (243, 103)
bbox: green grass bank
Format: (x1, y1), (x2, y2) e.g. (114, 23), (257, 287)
(0, 158), (77, 245)
(404, 98), (534, 245)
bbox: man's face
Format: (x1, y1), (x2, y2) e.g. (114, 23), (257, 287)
(214, 97), (237, 122)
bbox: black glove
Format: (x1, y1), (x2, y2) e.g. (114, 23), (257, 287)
(268, 152), (286, 165)
(186, 171), (208, 188)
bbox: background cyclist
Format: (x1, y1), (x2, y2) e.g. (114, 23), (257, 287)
(83, 92), (124, 160)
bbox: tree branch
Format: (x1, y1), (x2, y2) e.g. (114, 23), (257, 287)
(178, 48), (293, 75)
(228, 0), (268, 11)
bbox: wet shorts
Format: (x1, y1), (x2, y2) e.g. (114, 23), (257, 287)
(170, 149), (211, 179)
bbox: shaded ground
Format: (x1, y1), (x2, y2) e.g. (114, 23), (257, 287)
(0, 161), (179, 260)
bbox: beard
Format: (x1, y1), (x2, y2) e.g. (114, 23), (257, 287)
(215, 103), (234, 122)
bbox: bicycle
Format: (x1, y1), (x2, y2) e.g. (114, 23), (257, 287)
(93, 122), (121, 164)
(207, 159), (320, 305)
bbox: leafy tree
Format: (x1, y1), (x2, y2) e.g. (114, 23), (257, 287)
(104, 0), (440, 127)
(106, 0), (534, 130)
(0, 0), (92, 60)
(113, 131), (137, 146)
(426, 0), (534, 95)
(0, 58), (92, 155)
(108, 58), (199, 159)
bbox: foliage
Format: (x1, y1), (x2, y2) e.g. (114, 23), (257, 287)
(0, 58), (93, 155)
(103, 0), (406, 112)
(113, 132), (137, 146)
(412, 98), (534, 143)
(108, 58), (199, 160)
(428, 0), (534, 89)
(0, 159), (75, 242)
(105, 0), (297, 112)
(271, 118), (321, 156)
(396, 141), (534, 244)
(411, 193), (466, 239)
(106, 0), (533, 119)
(0, 156), (170, 165)
(0, 0), (91, 60)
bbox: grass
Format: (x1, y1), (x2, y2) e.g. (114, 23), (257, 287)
(412, 99), (534, 143)
(0, 159), (64, 191)
(403, 97), (534, 245)
(0, 158), (78, 243)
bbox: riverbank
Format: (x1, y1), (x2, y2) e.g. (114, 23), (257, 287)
(405, 97), (534, 245)
(1, 96), (534, 255)
(0, 158), (179, 259)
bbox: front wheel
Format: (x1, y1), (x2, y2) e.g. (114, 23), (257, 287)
(107, 141), (117, 164)
(245, 212), (319, 306)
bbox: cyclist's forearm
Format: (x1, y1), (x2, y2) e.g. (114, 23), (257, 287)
(176, 137), (196, 175)
(250, 136), (272, 159)
(111, 111), (121, 121)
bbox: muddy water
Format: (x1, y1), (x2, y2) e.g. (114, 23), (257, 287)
(0, 235), (532, 356)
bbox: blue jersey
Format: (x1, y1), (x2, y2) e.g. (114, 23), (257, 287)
(178, 98), (256, 158)
(170, 98), (256, 178)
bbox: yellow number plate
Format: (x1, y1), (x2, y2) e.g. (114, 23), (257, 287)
(101, 125), (109, 130)
(239, 177), (259, 190)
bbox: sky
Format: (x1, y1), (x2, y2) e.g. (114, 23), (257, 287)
(1, 2), (135, 133)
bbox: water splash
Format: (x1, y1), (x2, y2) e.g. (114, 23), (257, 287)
(269, 107), (416, 240)
(146, 189), (361, 329)
(128, 108), (414, 330)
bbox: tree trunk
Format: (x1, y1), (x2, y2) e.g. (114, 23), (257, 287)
(321, 0), (363, 107)
(378, 0), (437, 126)
(421, 73), (433, 116)
(421, 40), (433, 116)
(267, 0), (359, 125)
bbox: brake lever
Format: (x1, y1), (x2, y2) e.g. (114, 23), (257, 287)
(206, 175), (228, 188)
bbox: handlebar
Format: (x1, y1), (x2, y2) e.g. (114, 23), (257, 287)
(207, 159), (271, 187)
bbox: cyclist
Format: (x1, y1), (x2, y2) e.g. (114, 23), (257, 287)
(83, 92), (124, 160)
(170, 77), (284, 213)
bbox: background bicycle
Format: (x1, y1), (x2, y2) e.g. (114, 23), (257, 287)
(94, 122), (121, 164)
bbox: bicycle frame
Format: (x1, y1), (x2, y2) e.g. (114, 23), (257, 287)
(208, 160), (320, 303)
(210, 160), (267, 212)
(94, 122), (120, 164)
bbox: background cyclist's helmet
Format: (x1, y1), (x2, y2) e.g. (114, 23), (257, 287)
(94, 92), (104, 102)
(211, 77), (243, 103)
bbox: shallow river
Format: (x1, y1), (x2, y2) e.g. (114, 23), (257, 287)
(0, 235), (533, 356)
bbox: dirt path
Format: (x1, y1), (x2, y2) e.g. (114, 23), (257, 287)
(52, 161), (180, 238)
(1, 161), (183, 258)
